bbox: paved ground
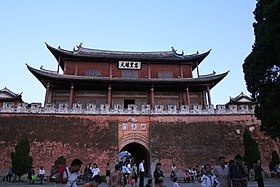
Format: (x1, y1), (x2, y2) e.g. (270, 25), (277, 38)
(0, 177), (279, 187)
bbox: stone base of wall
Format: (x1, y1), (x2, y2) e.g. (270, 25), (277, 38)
(0, 114), (279, 174)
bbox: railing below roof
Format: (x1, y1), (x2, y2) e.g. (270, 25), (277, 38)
(0, 102), (255, 115)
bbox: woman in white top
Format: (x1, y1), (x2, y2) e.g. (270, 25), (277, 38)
(91, 163), (100, 179)
(38, 166), (46, 184)
(201, 164), (220, 187)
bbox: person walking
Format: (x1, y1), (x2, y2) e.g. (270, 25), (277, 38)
(27, 167), (35, 184)
(132, 163), (138, 186)
(106, 162), (111, 184)
(56, 158), (83, 187)
(109, 164), (124, 187)
(38, 166), (46, 184)
(229, 154), (248, 187)
(253, 160), (265, 187)
(139, 160), (145, 187)
(5, 167), (13, 182)
(213, 156), (230, 187)
(201, 164), (219, 187)
(154, 162), (165, 187)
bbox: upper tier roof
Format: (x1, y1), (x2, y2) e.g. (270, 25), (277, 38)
(46, 43), (211, 70)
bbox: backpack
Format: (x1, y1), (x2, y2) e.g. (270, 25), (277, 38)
(50, 164), (68, 184)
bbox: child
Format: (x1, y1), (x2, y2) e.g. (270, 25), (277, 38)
(173, 177), (180, 187)
(145, 178), (152, 187)
(201, 164), (219, 187)
(82, 174), (102, 187)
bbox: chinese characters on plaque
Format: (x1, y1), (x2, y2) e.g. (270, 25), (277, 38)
(118, 61), (141, 70)
(122, 123), (146, 131)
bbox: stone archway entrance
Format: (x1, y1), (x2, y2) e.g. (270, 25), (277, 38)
(118, 120), (150, 175)
(120, 142), (150, 174)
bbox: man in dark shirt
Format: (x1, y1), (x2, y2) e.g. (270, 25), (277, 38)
(153, 162), (165, 187)
(229, 154), (248, 187)
(253, 160), (264, 187)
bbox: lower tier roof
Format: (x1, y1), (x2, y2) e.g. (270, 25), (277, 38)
(27, 64), (228, 92)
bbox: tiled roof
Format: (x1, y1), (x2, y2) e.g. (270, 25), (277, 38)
(46, 43), (211, 70)
(26, 64), (228, 89)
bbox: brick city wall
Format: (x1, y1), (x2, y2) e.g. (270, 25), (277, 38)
(0, 114), (279, 174)
(149, 115), (280, 171)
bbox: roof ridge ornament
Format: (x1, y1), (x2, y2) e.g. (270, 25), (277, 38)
(77, 42), (83, 49)
(171, 47), (184, 57)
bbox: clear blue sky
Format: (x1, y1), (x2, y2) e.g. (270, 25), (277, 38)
(0, 0), (256, 105)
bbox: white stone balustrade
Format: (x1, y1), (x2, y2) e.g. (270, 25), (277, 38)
(141, 104), (151, 114)
(167, 105), (177, 114)
(127, 104), (139, 114)
(100, 104), (110, 114)
(0, 102), (256, 115)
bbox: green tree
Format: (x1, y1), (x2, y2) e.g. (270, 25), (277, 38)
(243, 0), (280, 139)
(10, 138), (33, 180)
(269, 151), (280, 171)
(243, 130), (261, 169)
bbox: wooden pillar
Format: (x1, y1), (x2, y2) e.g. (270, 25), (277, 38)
(69, 84), (74, 108)
(180, 63), (183, 78)
(196, 61), (200, 78)
(182, 92), (186, 105)
(57, 56), (60, 74)
(109, 63), (112, 78)
(148, 62), (151, 78)
(207, 86), (212, 105)
(186, 87), (190, 106)
(150, 86), (154, 109)
(75, 59), (78, 75)
(107, 84), (112, 107)
(44, 82), (50, 107)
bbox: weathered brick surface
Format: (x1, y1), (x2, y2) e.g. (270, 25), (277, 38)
(0, 114), (118, 174)
(149, 115), (280, 171)
(0, 114), (279, 174)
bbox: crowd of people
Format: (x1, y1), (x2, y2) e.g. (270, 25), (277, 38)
(3, 154), (280, 187)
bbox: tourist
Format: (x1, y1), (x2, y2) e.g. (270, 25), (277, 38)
(58, 158), (83, 187)
(120, 161), (128, 186)
(82, 174), (102, 187)
(213, 156), (230, 187)
(84, 164), (92, 183)
(106, 162), (111, 184)
(132, 163), (138, 186)
(189, 167), (195, 181)
(145, 178), (152, 187)
(109, 164), (123, 187)
(153, 162), (165, 187)
(184, 168), (191, 183)
(38, 166), (46, 184)
(253, 160), (265, 187)
(196, 165), (202, 182)
(4, 167), (13, 182)
(170, 164), (177, 179)
(91, 163), (100, 179)
(173, 177), (180, 187)
(201, 164), (219, 187)
(139, 160), (145, 187)
(229, 154), (248, 187)
(126, 160), (132, 182)
(27, 167), (35, 184)
(275, 163), (280, 178)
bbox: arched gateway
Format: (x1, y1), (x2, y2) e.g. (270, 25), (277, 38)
(118, 122), (151, 174)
